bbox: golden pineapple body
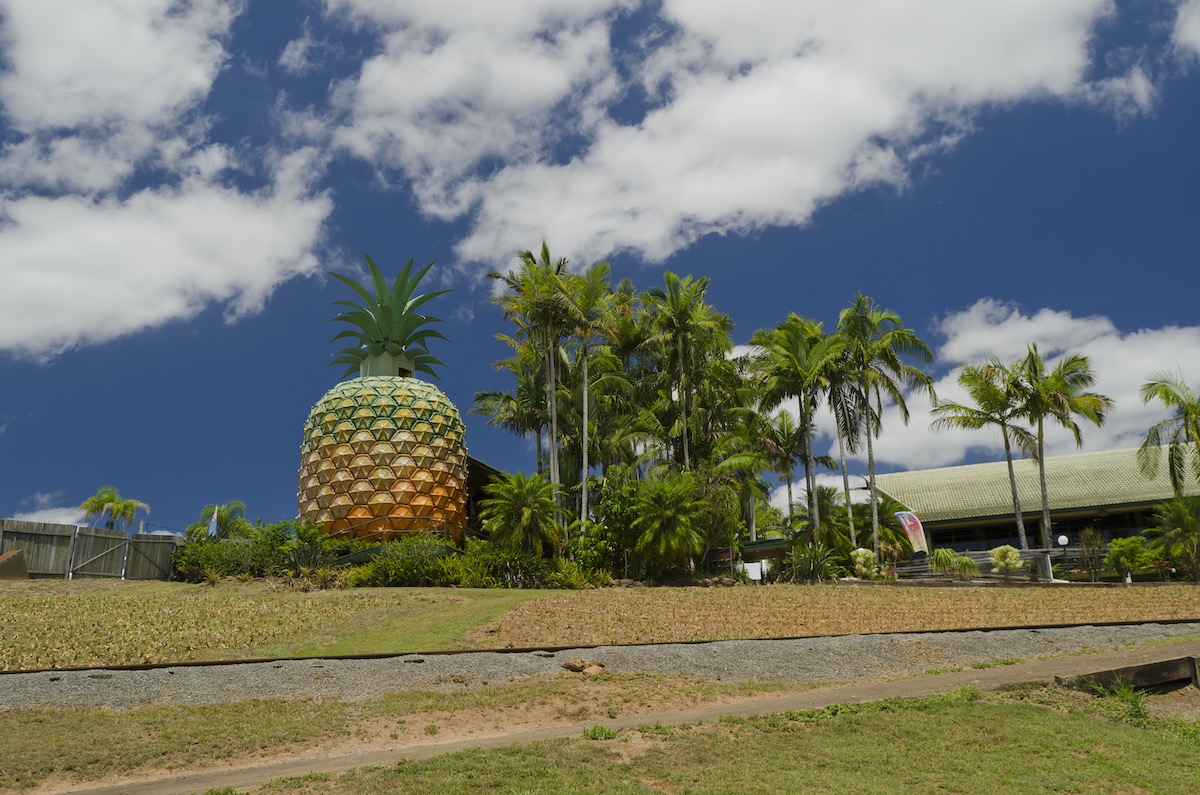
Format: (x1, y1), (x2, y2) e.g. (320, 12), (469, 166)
(298, 376), (467, 540)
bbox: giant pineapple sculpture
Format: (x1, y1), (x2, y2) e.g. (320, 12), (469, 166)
(298, 256), (467, 540)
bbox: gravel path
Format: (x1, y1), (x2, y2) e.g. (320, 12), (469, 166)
(4, 622), (1199, 711)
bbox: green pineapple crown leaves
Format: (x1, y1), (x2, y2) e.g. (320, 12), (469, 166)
(328, 253), (450, 379)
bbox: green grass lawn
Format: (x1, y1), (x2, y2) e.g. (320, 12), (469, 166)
(5, 681), (1198, 793)
(0, 674), (796, 791)
(247, 686), (1200, 795)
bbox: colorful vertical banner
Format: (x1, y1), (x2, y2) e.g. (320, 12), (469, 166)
(895, 511), (928, 554)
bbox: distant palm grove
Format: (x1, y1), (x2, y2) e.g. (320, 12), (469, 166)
(474, 242), (934, 577)
(472, 242), (1198, 584)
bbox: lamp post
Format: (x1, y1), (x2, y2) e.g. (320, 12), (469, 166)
(1057, 534), (1069, 582)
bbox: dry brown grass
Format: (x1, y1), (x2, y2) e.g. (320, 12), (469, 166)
(0, 579), (538, 671)
(462, 584), (1200, 648)
(4, 578), (1198, 672)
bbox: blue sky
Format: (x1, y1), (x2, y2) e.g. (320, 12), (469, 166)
(2, 0), (1199, 533)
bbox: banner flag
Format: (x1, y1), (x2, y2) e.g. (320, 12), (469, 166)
(895, 511), (928, 554)
(208, 506), (218, 537)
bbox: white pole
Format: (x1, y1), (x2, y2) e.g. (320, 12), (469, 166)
(67, 525), (79, 580)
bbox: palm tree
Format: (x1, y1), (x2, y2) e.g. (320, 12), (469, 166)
(837, 293), (934, 556)
(763, 410), (804, 533)
(106, 497), (150, 533)
(1017, 344), (1113, 563)
(792, 484), (853, 554)
(560, 262), (613, 524)
(473, 342), (547, 473)
(79, 486), (149, 532)
(1137, 370), (1200, 496)
(479, 472), (562, 556)
(752, 315), (845, 536)
(80, 486), (120, 527)
(714, 386), (775, 542)
(185, 500), (253, 542)
(632, 471), (705, 572)
(930, 358), (1036, 549)
(826, 352), (863, 548)
(645, 272), (732, 469)
(488, 242), (572, 500)
(1146, 496), (1200, 582)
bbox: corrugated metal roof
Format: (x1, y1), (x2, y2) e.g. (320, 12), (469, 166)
(874, 446), (1197, 523)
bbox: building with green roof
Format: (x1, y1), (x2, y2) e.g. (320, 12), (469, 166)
(874, 446), (1195, 552)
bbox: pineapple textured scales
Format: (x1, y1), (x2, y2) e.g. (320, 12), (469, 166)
(299, 376), (467, 539)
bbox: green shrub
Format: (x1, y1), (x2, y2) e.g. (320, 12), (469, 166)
(1087, 677), (1150, 727)
(173, 520), (337, 583)
(849, 547), (877, 579)
(282, 521), (338, 575)
(349, 534), (459, 587)
(567, 519), (616, 576)
(930, 547), (979, 581)
(988, 545), (1024, 583)
(247, 521), (292, 576)
(785, 541), (842, 584)
(173, 539), (251, 582)
(954, 554), (980, 580)
(929, 547), (957, 577)
(348, 537), (599, 589)
(459, 539), (600, 589)
(1105, 536), (1152, 581)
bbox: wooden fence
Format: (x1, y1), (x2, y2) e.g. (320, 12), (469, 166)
(896, 546), (1086, 581)
(0, 519), (183, 580)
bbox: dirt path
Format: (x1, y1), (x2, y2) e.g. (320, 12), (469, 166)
(47, 638), (1200, 795)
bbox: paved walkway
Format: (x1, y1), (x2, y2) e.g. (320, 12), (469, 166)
(55, 639), (1200, 795)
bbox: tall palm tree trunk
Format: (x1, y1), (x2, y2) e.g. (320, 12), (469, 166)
(836, 426), (857, 549)
(784, 464), (795, 534)
(858, 382), (882, 556)
(545, 340), (558, 488)
(679, 339), (690, 469)
(545, 329), (566, 547)
(801, 396), (820, 533)
(1035, 422), (1053, 578)
(580, 344), (590, 525)
(1001, 430), (1028, 549)
(748, 492), (757, 543)
(866, 414), (880, 557)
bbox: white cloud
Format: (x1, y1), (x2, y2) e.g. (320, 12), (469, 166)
(272, 1), (1171, 282)
(0, 1), (335, 358)
(862, 301), (1200, 471)
(278, 17), (334, 76)
(1078, 64), (1157, 118)
(0, 149), (332, 358)
(1175, 0), (1200, 58)
(324, 0), (631, 218)
(11, 491), (84, 525)
(936, 299), (1118, 365)
(0, 0), (239, 192)
(427, 0), (1128, 268)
